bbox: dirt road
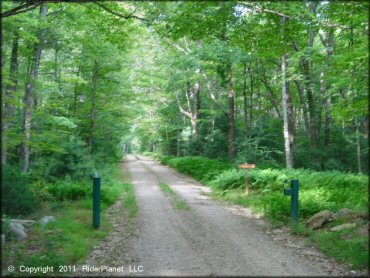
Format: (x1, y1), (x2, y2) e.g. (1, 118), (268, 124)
(81, 155), (349, 276)
(120, 155), (337, 276)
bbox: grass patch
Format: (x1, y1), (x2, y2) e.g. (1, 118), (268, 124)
(159, 181), (176, 196)
(2, 163), (138, 276)
(2, 199), (112, 276)
(159, 182), (190, 211)
(120, 183), (138, 218)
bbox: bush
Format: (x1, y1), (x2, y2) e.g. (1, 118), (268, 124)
(212, 167), (368, 215)
(42, 173), (122, 206)
(33, 134), (94, 181)
(160, 156), (231, 182)
(2, 165), (41, 216)
(46, 180), (91, 201)
(164, 156), (368, 219)
(210, 169), (245, 190)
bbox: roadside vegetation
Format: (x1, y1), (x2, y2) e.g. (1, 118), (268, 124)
(159, 155), (368, 270)
(2, 163), (137, 277)
(159, 182), (190, 211)
(2, 0), (368, 275)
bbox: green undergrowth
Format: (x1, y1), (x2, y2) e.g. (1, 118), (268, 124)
(2, 163), (137, 276)
(161, 155), (369, 270)
(160, 156), (232, 182)
(159, 182), (190, 210)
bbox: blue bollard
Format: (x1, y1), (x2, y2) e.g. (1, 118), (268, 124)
(284, 179), (299, 223)
(93, 172), (101, 228)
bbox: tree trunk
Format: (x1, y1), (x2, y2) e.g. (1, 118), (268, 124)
(364, 118), (368, 139)
(355, 116), (362, 174)
(292, 22), (318, 146)
(294, 79), (311, 137)
(73, 45), (85, 116)
(242, 62), (248, 138)
(282, 53), (294, 169)
(261, 62), (281, 118)
(248, 62), (254, 137)
(193, 70), (201, 141)
(176, 112), (182, 157)
(19, 3), (48, 173)
(54, 46), (59, 82)
(89, 60), (99, 155)
(2, 30), (19, 165)
(176, 74), (201, 144)
(320, 30), (335, 148)
(322, 67), (331, 147)
(227, 63), (237, 160)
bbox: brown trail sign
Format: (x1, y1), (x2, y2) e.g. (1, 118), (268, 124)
(239, 164), (256, 195)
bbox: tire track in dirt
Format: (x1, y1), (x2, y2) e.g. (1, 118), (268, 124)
(77, 155), (354, 276)
(123, 155), (332, 276)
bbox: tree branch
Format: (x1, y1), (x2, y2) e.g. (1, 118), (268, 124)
(1, 1), (43, 18)
(163, 38), (190, 54)
(237, 1), (351, 30)
(203, 73), (228, 117)
(47, 6), (66, 17)
(175, 92), (192, 119)
(291, 40), (300, 52)
(94, 2), (148, 22)
(185, 82), (193, 114)
(238, 2), (293, 19)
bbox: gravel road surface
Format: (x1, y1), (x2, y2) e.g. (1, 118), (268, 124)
(121, 155), (334, 276)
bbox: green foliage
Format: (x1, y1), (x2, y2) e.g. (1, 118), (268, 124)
(160, 156), (231, 182)
(209, 169), (245, 190)
(310, 227), (368, 269)
(165, 156), (368, 218)
(2, 165), (41, 216)
(46, 180), (90, 201)
(38, 165), (125, 206)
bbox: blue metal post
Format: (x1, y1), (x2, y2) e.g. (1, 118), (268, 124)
(284, 179), (299, 223)
(93, 172), (101, 228)
(291, 180), (299, 223)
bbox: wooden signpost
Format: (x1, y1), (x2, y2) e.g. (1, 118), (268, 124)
(239, 163), (256, 195)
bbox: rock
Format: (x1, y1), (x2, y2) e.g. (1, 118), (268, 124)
(332, 208), (355, 220)
(9, 222), (27, 240)
(39, 216), (56, 226)
(11, 219), (36, 227)
(307, 210), (334, 229)
(330, 223), (357, 232)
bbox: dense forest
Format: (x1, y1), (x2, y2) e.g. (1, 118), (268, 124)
(1, 1), (369, 274)
(1, 1), (368, 210)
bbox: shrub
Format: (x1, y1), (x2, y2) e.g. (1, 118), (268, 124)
(210, 169), (245, 190)
(164, 156), (368, 219)
(161, 156), (231, 182)
(46, 180), (90, 201)
(42, 173), (122, 206)
(33, 134), (94, 181)
(2, 165), (41, 216)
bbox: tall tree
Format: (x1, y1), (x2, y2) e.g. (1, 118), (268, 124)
(19, 3), (48, 172)
(2, 30), (19, 165)
(281, 16), (294, 168)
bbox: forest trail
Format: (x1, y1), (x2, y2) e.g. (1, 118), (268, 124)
(109, 154), (334, 276)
